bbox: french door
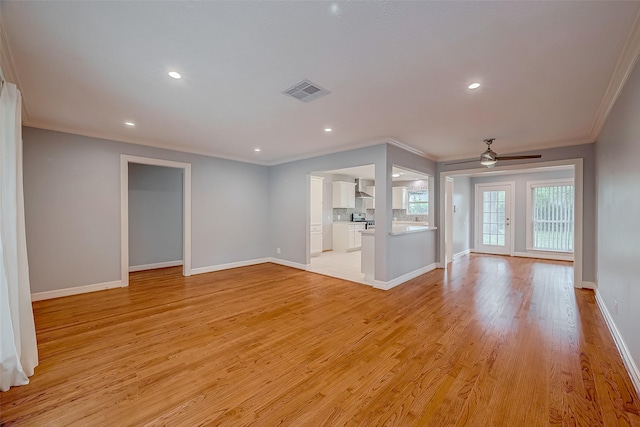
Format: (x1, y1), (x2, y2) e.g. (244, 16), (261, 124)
(476, 183), (513, 255)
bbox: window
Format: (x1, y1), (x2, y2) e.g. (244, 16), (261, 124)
(527, 180), (574, 253)
(408, 190), (428, 215)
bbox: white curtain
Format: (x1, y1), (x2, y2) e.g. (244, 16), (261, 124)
(0, 81), (38, 392)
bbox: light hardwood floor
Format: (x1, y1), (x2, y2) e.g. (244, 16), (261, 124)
(2, 255), (639, 426)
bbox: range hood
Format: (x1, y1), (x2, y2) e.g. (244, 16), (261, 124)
(355, 179), (373, 199)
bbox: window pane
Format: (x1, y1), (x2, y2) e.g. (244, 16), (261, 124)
(531, 184), (574, 252)
(408, 203), (428, 215)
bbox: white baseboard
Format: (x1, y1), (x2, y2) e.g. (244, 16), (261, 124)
(31, 280), (123, 301)
(582, 281), (596, 290)
(191, 258), (270, 275)
(453, 249), (471, 259)
(129, 260), (183, 272)
(595, 289), (640, 398)
(513, 251), (574, 262)
(372, 263), (437, 291)
(267, 257), (308, 271)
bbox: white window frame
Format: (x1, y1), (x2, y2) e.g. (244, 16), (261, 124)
(526, 178), (575, 261)
(407, 188), (429, 216)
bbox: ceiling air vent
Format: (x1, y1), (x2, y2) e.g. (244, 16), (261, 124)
(282, 79), (330, 103)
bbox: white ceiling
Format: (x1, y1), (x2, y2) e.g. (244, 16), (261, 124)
(3, 2), (639, 164)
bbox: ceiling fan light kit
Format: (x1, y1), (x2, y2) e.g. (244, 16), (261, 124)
(446, 138), (542, 168)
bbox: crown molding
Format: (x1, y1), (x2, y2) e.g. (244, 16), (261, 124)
(386, 139), (438, 162)
(0, 23), (31, 121)
(264, 137), (392, 166)
(23, 121), (271, 166)
(589, 7), (640, 141)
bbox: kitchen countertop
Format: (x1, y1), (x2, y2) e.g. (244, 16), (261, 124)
(390, 225), (437, 235)
(360, 225), (437, 235)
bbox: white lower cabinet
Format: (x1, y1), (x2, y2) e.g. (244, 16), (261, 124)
(332, 222), (366, 252)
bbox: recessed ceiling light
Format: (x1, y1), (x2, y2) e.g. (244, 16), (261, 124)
(325, 128), (332, 132)
(468, 82), (481, 89)
(254, 148), (261, 152)
(392, 173), (401, 178)
(124, 121), (135, 127)
(168, 71), (182, 79)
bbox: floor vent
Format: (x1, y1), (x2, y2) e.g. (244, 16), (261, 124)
(282, 79), (330, 103)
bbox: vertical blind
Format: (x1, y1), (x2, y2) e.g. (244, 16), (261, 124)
(532, 184), (574, 252)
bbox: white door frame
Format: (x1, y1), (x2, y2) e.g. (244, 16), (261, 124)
(444, 177), (454, 265)
(474, 181), (516, 256)
(120, 155), (192, 287)
(439, 158), (583, 288)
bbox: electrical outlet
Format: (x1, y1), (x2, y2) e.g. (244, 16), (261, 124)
(614, 300), (618, 316)
(338, 215), (340, 220)
(276, 248), (281, 254)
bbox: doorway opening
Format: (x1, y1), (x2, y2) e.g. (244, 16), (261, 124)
(120, 155), (192, 287)
(307, 164), (376, 284)
(440, 159), (583, 288)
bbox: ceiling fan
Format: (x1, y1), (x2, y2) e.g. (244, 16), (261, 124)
(446, 138), (542, 168)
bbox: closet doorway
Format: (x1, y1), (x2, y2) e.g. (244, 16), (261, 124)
(120, 155), (192, 287)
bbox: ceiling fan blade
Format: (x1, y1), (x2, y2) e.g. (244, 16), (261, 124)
(444, 159), (479, 166)
(495, 155), (542, 160)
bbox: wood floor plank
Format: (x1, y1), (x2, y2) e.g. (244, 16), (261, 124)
(1, 255), (639, 426)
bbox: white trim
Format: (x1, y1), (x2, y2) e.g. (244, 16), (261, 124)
(268, 257), (309, 271)
(387, 139), (437, 162)
(581, 281), (596, 290)
(595, 289), (640, 398)
(513, 251), (574, 262)
(129, 260), (183, 272)
(589, 8), (640, 141)
(474, 181), (516, 256)
(525, 178), (575, 254)
(371, 263), (437, 291)
(190, 257), (310, 275)
(121, 155), (192, 288)
(0, 24), (32, 121)
(453, 249), (471, 259)
(31, 280), (123, 301)
(440, 158), (584, 288)
(444, 177), (454, 266)
(191, 258), (271, 275)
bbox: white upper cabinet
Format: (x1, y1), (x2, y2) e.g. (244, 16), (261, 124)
(332, 181), (356, 208)
(392, 186), (408, 210)
(365, 186), (375, 209)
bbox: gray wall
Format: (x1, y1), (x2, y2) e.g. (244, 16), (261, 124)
(470, 169), (574, 253)
(128, 163), (183, 267)
(436, 143), (596, 282)
(595, 57), (640, 375)
(386, 145), (437, 277)
(452, 176), (471, 256)
(269, 143), (436, 282)
(269, 144), (390, 279)
(23, 127), (270, 293)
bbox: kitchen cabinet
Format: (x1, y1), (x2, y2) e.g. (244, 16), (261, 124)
(332, 222), (366, 252)
(332, 181), (356, 208)
(392, 186), (408, 210)
(365, 185), (375, 209)
(310, 176), (324, 256)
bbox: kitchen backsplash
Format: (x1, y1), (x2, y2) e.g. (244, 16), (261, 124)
(332, 198), (375, 222)
(392, 210), (429, 223)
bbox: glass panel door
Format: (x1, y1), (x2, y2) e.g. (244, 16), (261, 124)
(476, 185), (512, 255)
